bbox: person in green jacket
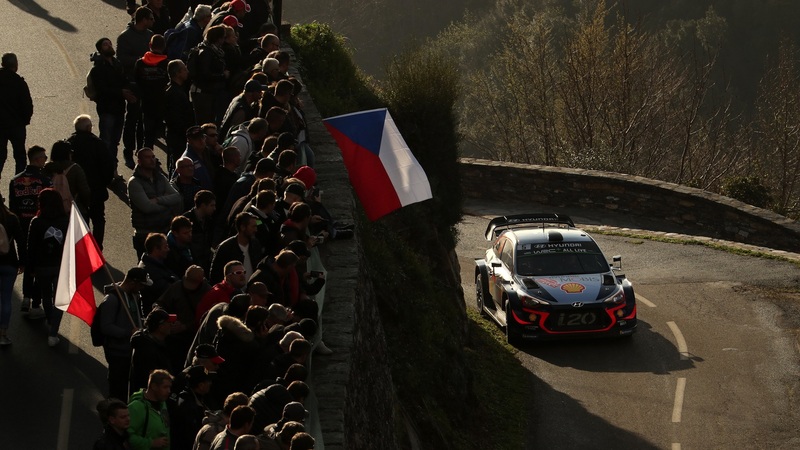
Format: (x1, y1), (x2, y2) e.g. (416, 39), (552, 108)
(128, 369), (173, 449)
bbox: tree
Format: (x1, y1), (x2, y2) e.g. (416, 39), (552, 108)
(752, 38), (800, 216)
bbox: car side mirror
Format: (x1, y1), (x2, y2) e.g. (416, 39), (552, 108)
(611, 255), (622, 271)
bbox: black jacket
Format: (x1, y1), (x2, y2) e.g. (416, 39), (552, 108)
(9, 165), (51, 224)
(0, 68), (33, 128)
(212, 315), (258, 401)
(138, 254), (180, 312)
(0, 211), (24, 268)
(88, 53), (128, 115)
(183, 208), (215, 273)
(129, 330), (173, 393)
(26, 215), (69, 271)
(190, 42), (226, 93)
(209, 235), (263, 284)
(133, 52), (170, 115)
(164, 81), (195, 141)
(67, 130), (113, 200)
(92, 426), (129, 450)
(248, 258), (287, 307)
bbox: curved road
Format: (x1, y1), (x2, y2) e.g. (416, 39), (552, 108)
(2, 1), (800, 449)
(458, 202), (800, 450)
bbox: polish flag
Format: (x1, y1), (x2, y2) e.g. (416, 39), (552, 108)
(55, 204), (106, 325)
(323, 108), (432, 220)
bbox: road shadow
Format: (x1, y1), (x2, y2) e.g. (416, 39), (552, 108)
(464, 198), (714, 238)
(8, 0), (78, 32)
(98, 0), (125, 9)
(525, 370), (662, 450)
(0, 297), (108, 449)
(518, 319), (701, 374)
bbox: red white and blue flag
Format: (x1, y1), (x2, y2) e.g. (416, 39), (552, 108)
(323, 108), (432, 220)
(55, 204), (106, 326)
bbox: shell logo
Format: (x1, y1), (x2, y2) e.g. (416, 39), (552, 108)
(560, 282), (586, 294)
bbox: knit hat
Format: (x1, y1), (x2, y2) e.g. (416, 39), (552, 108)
(292, 166), (316, 189)
(95, 37), (111, 52)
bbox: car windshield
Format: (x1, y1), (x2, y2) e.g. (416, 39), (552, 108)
(515, 241), (609, 276)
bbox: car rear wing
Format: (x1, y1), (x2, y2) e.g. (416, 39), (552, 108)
(484, 213), (575, 240)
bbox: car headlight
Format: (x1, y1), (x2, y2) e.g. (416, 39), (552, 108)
(520, 294), (548, 309)
(603, 289), (625, 304)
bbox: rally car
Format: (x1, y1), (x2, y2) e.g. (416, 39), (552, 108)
(474, 214), (637, 344)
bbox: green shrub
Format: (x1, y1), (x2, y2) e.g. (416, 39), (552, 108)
(380, 44), (464, 248)
(288, 22), (381, 116)
(722, 176), (773, 208)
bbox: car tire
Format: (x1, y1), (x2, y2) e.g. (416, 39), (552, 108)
(475, 273), (488, 317)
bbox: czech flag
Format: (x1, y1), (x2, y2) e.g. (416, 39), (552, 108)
(323, 108), (432, 220)
(55, 203), (106, 326)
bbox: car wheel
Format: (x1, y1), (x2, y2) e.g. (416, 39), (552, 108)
(475, 273), (488, 317)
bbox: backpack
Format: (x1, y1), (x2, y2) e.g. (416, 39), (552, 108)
(0, 223), (9, 255)
(186, 44), (204, 81)
(165, 21), (192, 61)
(52, 164), (74, 213)
(83, 69), (97, 101)
(222, 120), (250, 147)
(90, 294), (120, 347)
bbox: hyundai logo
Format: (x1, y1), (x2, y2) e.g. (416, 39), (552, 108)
(572, 302), (584, 308)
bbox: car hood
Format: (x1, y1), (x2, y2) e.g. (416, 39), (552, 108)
(529, 274), (604, 303)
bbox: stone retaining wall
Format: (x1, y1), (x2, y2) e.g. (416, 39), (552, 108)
(294, 62), (399, 449)
(459, 158), (800, 252)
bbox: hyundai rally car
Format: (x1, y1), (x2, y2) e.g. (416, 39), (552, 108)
(475, 214), (637, 344)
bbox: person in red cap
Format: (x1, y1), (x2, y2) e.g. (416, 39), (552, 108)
(222, 15), (243, 29)
(208, 0), (250, 28)
(129, 307), (178, 395)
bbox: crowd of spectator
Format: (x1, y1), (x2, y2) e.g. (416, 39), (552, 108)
(0, 1), (353, 448)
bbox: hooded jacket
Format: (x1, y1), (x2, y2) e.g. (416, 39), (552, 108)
(127, 389), (171, 450)
(192, 410), (226, 450)
(212, 315), (257, 402)
(134, 52), (169, 114)
(0, 67), (33, 128)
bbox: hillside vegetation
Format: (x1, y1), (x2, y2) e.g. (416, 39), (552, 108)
(289, 23), (528, 448)
(288, 0), (800, 218)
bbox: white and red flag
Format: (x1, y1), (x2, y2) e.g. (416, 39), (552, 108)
(55, 204), (106, 325)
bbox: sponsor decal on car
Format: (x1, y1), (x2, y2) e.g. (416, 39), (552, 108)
(536, 278), (561, 288)
(561, 282), (586, 293)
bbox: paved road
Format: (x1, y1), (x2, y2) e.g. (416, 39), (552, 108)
(0, 2), (161, 448)
(457, 201), (800, 450)
(3, 1), (800, 449)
